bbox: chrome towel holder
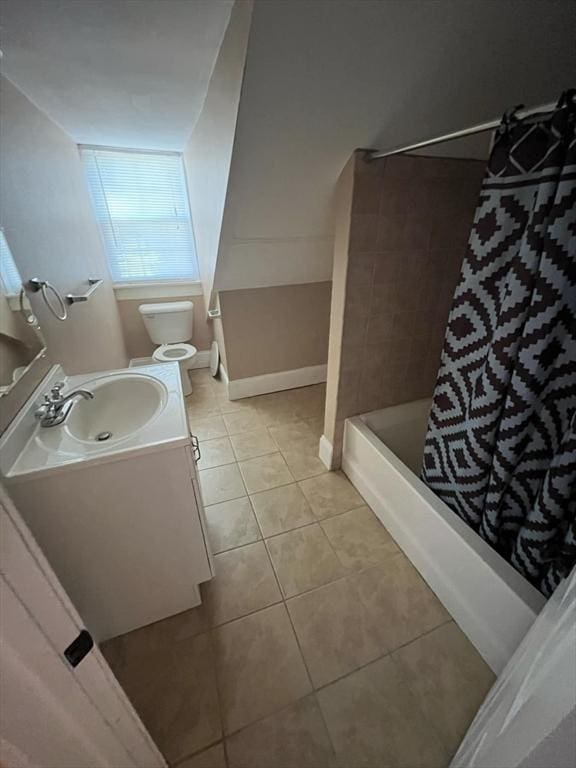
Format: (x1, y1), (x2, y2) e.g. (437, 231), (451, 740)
(28, 278), (67, 321)
(66, 278), (103, 305)
(28, 277), (103, 321)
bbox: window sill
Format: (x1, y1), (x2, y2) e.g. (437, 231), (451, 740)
(113, 281), (203, 301)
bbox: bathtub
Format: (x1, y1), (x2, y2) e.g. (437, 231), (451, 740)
(341, 398), (546, 674)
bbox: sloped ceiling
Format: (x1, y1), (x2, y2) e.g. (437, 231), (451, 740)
(0, 0), (234, 150)
(214, 0), (575, 290)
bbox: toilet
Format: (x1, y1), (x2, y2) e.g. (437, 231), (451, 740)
(139, 301), (197, 396)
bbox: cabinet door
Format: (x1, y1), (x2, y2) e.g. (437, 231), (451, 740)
(185, 443), (215, 576)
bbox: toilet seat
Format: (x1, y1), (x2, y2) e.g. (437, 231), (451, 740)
(152, 343), (197, 363)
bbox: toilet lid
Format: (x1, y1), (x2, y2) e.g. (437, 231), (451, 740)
(210, 341), (220, 377)
(153, 343), (197, 362)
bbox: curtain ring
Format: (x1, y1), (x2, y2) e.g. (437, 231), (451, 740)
(497, 104), (524, 136)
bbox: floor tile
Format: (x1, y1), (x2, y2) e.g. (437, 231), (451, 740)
(352, 554), (450, 651)
(105, 632), (221, 764)
(199, 464), (246, 505)
(204, 541), (281, 626)
(101, 605), (208, 666)
(317, 656), (448, 768)
(187, 401), (222, 418)
(205, 497), (261, 554)
(198, 437), (236, 470)
(178, 743), (226, 768)
(190, 415), (228, 442)
(213, 603), (312, 734)
(186, 386), (221, 417)
(305, 416), (325, 439)
(266, 524), (346, 598)
(287, 577), (385, 688)
(392, 621), (495, 756)
(256, 402), (303, 428)
(223, 410), (264, 435)
(250, 483), (315, 537)
(238, 452), (294, 494)
(268, 421), (318, 452)
(217, 394), (260, 415)
(230, 428), (278, 461)
(299, 472), (364, 520)
(320, 505), (399, 569)
(226, 695), (335, 768)
(281, 446), (328, 481)
(190, 369), (216, 387)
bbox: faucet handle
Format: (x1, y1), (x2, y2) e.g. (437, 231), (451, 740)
(35, 395), (53, 421)
(50, 381), (65, 400)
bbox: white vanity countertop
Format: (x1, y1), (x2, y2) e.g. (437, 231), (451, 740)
(0, 362), (190, 482)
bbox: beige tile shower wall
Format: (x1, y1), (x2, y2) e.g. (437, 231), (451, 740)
(117, 294), (213, 360)
(219, 283), (332, 381)
(325, 151), (485, 465)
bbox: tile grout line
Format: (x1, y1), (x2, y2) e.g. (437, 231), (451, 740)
(205, 504), (376, 564)
(188, 380), (460, 760)
(310, 616), (456, 697)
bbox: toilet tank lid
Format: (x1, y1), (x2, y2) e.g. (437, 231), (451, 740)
(139, 300), (193, 316)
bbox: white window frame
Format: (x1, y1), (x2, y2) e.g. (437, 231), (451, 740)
(79, 145), (200, 289)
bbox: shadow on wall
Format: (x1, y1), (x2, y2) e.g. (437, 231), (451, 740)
(218, 283), (332, 381)
(324, 150), (485, 465)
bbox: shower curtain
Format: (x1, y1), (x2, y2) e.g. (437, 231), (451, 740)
(422, 91), (576, 597)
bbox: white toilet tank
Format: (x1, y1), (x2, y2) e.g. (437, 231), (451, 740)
(139, 301), (194, 344)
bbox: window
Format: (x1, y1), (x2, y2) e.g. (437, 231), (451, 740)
(80, 147), (199, 284)
(0, 229), (22, 294)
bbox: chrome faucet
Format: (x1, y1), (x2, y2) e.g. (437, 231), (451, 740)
(35, 381), (94, 427)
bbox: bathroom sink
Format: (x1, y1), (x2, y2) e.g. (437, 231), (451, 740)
(0, 363), (189, 480)
(65, 373), (167, 443)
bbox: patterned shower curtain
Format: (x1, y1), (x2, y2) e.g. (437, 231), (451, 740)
(422, 92), (576, 597)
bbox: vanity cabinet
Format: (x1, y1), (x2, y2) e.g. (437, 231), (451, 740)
(7, 441), (213, 641)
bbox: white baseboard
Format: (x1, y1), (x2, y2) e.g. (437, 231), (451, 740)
(129, 350), (211, 369)
(319, 434), (333, 470)
(227, 364), (327, 400)
(218, 362), (229, 387)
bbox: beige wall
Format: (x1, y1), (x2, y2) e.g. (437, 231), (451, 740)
(0, 77), (127, 376)
(183, 1), (253, 308)
(219, 282), (332, 380)
(324, 150), (485, 466)
(214, 1), (573, 294)
(324, 155), (355, 464)
(117, 295), (213, 360)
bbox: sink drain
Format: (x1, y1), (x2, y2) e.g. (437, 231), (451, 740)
(96, 431), (112, 442)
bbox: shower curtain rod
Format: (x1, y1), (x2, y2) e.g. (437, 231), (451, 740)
(369, 101), (556, 161)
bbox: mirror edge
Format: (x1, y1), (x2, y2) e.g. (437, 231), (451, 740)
(0, 349), (53, 434)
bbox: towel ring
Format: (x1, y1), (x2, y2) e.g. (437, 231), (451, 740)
(28, 278), (68, 321)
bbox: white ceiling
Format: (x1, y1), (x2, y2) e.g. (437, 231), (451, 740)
(0, 0), (234, 150)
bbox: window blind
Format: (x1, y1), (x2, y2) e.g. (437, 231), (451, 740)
(80, 147), (199, 283)
(0, 229), (22, 295)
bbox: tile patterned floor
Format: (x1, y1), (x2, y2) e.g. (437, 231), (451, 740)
(101, 371), (495, 768)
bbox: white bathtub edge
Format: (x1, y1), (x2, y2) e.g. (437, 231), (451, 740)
(342, 416), (545, 674)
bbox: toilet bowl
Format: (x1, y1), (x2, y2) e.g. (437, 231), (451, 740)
(152, 344), (197, 395)
(139, 301), (197, 396)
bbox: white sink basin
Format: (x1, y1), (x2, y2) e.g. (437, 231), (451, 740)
(1, 364), (189, 480)
(65, 374), (167, 443)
